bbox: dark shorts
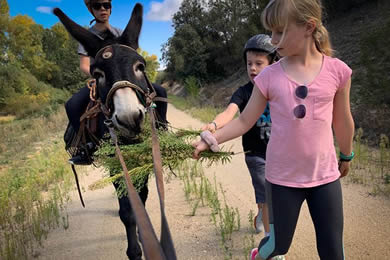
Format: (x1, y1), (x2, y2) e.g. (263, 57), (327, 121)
(245, 154), (266, 204)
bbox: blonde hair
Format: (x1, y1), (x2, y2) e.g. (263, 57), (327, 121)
(261, 0), (333, 57)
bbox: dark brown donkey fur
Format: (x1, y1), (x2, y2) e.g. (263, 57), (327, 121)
(53, 4), (167, 260)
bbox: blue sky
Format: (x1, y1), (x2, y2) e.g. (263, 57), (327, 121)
(7, 0), (183, 68)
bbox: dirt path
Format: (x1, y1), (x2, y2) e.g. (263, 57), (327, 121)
(36, 104), (390, 260)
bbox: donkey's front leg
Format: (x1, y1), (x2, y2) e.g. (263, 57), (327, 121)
(114, 177), (149, 260)
(117, 195), (142, 260)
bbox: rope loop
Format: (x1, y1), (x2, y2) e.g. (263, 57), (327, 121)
(87, 78), (98, 102)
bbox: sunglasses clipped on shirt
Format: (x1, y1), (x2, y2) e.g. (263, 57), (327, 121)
(91, 2), (112, 11)
(293, 85), (308, 119)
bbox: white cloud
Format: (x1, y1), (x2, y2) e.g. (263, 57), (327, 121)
(146, 0), (183, 22)
(36, 6), (53, 14)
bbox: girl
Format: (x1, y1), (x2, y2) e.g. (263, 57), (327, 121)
(193, 0), (355, 259)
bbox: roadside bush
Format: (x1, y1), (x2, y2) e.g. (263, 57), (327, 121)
(359, 16), (390, 106)
(322, 0), (376, 18)
(0, 142), (73, 260)
(0, 63), (69, 118)
(184, 76), (200, 98)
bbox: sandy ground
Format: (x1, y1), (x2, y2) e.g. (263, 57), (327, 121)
(35, 104), (390, 260)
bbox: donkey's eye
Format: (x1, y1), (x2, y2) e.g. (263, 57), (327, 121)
(93, 71), (104, 79)
(136, 63), (145, 72)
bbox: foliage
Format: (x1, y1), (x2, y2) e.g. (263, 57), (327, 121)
(92, 120), (232, 195)
(184, 76), (200, 98)
(42, 23), (86, 92)
(345, 128), (390, 197)
(161, 0), (269, 83)
(139, 49), (160, 83)
(7, 15), (57, 82)
(0, 141), (73, 260)
(177, 161), (241, 258)
(0, 0), (9, 63)
(358, 16), (390, 106)
(322, 0), (377, 19)
(0, 63), (69, 118)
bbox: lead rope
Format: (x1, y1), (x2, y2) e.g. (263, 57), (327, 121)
(142, 72), (176, 259)
(102, 116), (167, 260)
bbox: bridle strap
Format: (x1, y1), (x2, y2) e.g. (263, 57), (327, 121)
(105, 80), (148, 108)
(94, 44), (137, 60)
(92, 44), (169, 110)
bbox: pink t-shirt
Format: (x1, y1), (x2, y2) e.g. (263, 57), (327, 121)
(254, 55), (352, 188)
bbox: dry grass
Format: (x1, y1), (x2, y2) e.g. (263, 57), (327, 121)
(0, 115), (16, 124)
(0, 108), (68, 167)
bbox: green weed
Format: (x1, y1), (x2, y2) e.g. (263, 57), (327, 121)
(0, 109), (73, 259)
(177, 161), (241, 258)
(345, 129), (390, 196)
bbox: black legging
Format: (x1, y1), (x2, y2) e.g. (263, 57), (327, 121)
(258, 179), (344, 260)
(65, 86), (90, 133)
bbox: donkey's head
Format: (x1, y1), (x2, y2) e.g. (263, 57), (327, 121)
(54, 3), (148, 138)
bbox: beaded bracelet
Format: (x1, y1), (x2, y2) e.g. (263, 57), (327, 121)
(339, 151), (355, 162)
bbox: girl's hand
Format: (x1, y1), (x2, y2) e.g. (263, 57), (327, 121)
(192, 139), (210, 159)
(338, 161), (351, 178)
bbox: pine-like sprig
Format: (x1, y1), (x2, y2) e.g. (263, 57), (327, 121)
(91, 118), (232, 195)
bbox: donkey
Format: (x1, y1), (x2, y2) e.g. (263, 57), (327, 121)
(53, 4), (167, 260)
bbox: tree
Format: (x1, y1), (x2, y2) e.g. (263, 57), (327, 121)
(0, 0), (10, 64)
(139, 49), (160, 83)
(7, 15), (57, 82)
(161, 0), (269, 83)
(42, 23), (85, 91)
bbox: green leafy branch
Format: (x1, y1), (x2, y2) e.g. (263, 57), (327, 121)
(90, 120), (232, 195)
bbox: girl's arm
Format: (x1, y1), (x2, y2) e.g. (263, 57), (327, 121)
(194, 87), (267, 158)
(332, 78), (355, 177)
(202, 103), (239, 132)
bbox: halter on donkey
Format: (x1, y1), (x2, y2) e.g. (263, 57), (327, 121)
(53, 3), (176, 260)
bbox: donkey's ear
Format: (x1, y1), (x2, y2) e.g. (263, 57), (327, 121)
(119, 3), (143, 50)
(53, 8), (103, 57)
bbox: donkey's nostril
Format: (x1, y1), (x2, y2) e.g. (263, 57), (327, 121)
(136, 110), (144, 125)
(115, 115), (127, 128)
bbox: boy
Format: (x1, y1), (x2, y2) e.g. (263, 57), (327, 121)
(202, 34), (277, 236)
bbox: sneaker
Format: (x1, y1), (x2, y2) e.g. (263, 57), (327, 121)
(68, 148), (93, 165)
(254, 210), (264, 233)
(250, 248), (258, 260)
(68, 154), (92, 165)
